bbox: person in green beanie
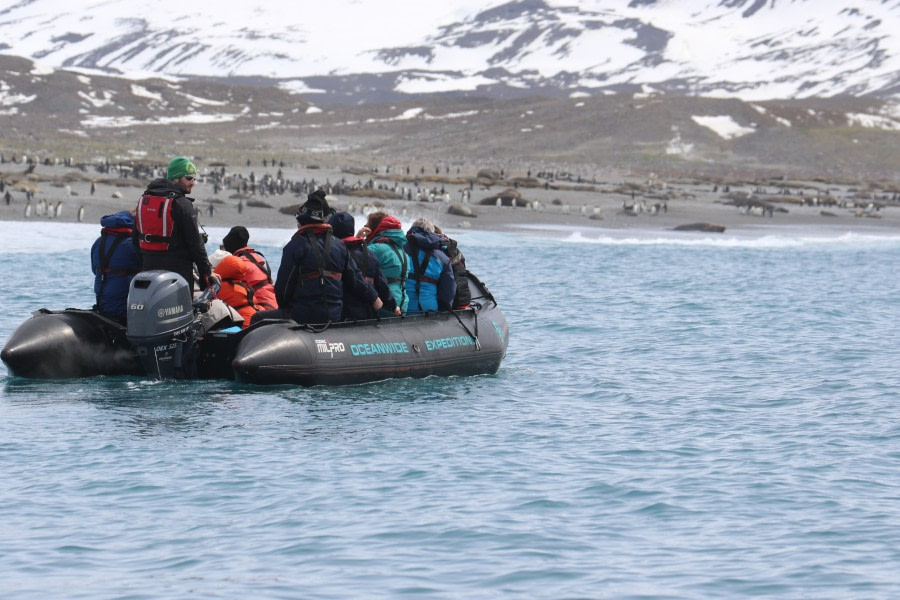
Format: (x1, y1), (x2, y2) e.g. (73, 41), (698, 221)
(167, 155), (197, 181)
(134, 156), (216, 293)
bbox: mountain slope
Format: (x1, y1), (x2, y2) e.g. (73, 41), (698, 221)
(0, 0), (899, 101)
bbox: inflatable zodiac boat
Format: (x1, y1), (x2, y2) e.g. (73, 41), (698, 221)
(1, 270), (509, 386)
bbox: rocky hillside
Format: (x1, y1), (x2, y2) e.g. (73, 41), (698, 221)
(2, 54), (900, 181)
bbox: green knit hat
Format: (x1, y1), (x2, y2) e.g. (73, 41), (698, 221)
(167, 156), (197, 180)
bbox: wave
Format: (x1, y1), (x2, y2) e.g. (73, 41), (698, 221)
(7, 220), (900, 254)
(3, 222), (298, 254)
(554, 228), (900, 249)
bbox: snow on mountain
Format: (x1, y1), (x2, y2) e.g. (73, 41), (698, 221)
(0, 0), (899, 101)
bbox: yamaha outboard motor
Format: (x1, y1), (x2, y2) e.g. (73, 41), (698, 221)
(126, 270), (210, 379)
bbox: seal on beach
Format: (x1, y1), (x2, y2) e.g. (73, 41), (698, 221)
(673, 222), (726, 233)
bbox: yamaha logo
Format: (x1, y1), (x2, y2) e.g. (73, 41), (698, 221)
(157, 305), (185, 318)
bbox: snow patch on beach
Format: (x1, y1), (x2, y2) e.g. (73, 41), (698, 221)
(751, 104), (792, 127)
(846, 112), (900, 130)
(666, 127), (693, 155)
(279, 80), (325, 95)
(426, 110), (478, 120)
(396, 107), (424, 120)
(692, 115), (756, 139)
(81, 113), (239, 128)
(58, 129), (89, 138)
(0, 81), (36, 106)
(360, 107), (478, 124)
(395, 73), (496, 94)
(251, 121), (283, 131)
(78, 90), (115, 108)
(131, 84), (164, 103)
(30, 62), (54, 76)
(180, 92), (228, 107)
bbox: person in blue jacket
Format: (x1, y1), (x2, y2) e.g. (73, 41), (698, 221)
(254, 190), (382, 325)
(90, 210), (141, 323)
(404, 218), (457, 313)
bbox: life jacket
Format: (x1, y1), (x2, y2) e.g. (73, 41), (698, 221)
(217, 278), (259, 329)
(345, 239), (376, 286)
(135, 193), (176, 251)
(214, 255), (261, 328)
(408, 246), (436, 312)
(404, 227), (451, 313)
(97, 226), (139, 278)
(295, 225), (342, 284)
(221, 279), (257, 310)
(234, 247), (273, 284)
(95, 226), (141, 308)
(234, 247), (278, 310)
(282, 224), (345, 324)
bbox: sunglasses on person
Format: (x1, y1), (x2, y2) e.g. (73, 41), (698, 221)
(184, 175), (196, 181)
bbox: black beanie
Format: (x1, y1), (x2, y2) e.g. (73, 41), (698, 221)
(296, 189), (330, 223)
(222, 226), (250, 253)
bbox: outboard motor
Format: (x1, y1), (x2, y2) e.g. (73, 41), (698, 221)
(126, 270), (211, 379)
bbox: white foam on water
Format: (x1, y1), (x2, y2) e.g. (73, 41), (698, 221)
(557, 228), (900, 249)
(6, 220), (900, 255)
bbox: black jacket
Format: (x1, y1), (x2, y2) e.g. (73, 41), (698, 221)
(137, 178), (212, 289)
(274, 224), (378, 324)
(343, 238), (398, 320)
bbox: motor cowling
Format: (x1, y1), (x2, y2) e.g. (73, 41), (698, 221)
(126, 270), (201, 379)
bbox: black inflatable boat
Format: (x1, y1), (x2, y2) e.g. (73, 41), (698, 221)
(1, 270), (509, 386)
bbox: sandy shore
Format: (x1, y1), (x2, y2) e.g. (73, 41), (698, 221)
(3, 162), (900, 239)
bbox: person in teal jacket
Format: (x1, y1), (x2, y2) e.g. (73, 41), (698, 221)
(403, 218), (456, 313)
(366, 213), (410, 316)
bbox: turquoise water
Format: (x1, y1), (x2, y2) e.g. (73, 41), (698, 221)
(3, 222), (900, 599)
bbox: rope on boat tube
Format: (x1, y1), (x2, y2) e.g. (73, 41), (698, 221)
(452, 308), (481, 351)
(302, 320), (333, 334)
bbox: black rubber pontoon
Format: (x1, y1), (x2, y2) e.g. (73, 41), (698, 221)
(1, 309), (142, 379)
(1, 272), (508, 385)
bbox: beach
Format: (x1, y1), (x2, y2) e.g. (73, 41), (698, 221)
(3, 160), (900, 239)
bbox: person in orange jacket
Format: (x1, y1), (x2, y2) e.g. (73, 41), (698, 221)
(222, 225), (278, 309)
(213, 255), (260, 328)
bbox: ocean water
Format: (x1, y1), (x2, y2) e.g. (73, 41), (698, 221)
(3, 221), (900, 599)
